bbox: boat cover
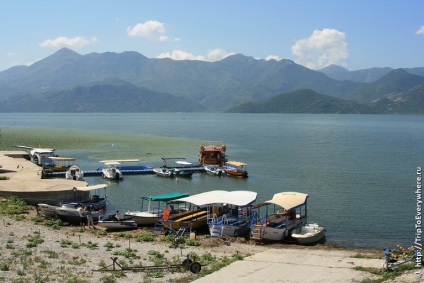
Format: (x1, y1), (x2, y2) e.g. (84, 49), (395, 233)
(142, 192), (189, 201)
(100, 159), (139, 163)
(225, 161), (247, 166)
(265, 192), (309, 210)
(73, 184), (108, 191)
(169, 190), (257, 207)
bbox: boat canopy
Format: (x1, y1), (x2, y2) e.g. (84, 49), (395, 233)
(175, 161), (192, 166)
(226, 161), (247, 167)
(104, 162), (121, 166)
(170, 190), (257, 207)
(142, 192), (189, 202)
(264, 192), (309, 210)
(15, 145), (55, 152)
(100, 159), (139, 163)
(73, 184), (107, 191)
(48, 157), (76, 161)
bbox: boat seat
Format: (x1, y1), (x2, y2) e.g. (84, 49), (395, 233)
(175, 210), (207, 222)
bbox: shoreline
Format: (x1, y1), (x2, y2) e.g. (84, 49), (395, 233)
(0, 209), (419, 283)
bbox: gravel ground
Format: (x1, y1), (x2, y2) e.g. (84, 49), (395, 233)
(0, 208), (269, 283)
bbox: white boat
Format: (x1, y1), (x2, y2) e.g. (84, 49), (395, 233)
(99, 159), (139, 180)
(38, 184), (108, 218)
(101, 162), (123, 180)
(98, 214), (137, 230)
(153, 167), (174, 177)
(250, 192), (308, 242)
(291, 223), (326, 244)
(56, 203), (102, 224)
(65, 164), (84, 181)
(205, 190), (257, 237)
(173, 161), (194, 177)
(125, 192), (189, 226)
(204, 165), (226, 176)
(15, 145), (56, 166)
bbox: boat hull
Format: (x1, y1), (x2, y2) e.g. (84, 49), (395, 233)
(204, 165), (226, 176)
(291, 224), (326, 244)
(208, 221), (250, 237)
(124, 211), (160, 226)
(98, 220), (137, 230)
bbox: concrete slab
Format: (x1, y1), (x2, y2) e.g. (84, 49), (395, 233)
(192, 248), (387, 283)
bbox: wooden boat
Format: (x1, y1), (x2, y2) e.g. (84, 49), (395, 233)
(206, 190), (257, 237)
(44, 157), (76, 172)
(156, 193), (215, 231)
(98, 214), (137, 230)
(124, 192), (189, 226)
(291, 223), (326, 244)
(198, 141), (227, 165)
(225, 161), (248, 178)
(250, 192), (308, 242)
(65, 164), (84, 181)
(204, 165), (226, 176)
(100, 159), (140, 180)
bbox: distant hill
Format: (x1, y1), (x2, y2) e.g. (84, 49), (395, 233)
(345, 69), (424, 104)
(0, 79), (206, 112)
(226, 89), (374, 114)
(0, 48), (423, 113)
(319, 64), (424, 83)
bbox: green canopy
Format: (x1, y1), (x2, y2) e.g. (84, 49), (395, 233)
(142, 192), (188, 202)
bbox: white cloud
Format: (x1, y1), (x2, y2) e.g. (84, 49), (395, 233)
(265, 55), (282, 61)
(206, 49), (235, 61)
(416, 26), (424, 35)
(157, 50), (205, 61)
(127, 20), (169, 42)
(291, 28), (348, 69)
(39, 36), (93, 48)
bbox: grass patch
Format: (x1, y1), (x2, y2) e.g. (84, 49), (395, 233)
(0, 196), (28, 215)
(355, 263), (417, 282)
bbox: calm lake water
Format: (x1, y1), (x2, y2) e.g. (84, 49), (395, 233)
(1, 113), (423, 249)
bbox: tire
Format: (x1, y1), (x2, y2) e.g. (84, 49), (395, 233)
(189, 262), (201, 273)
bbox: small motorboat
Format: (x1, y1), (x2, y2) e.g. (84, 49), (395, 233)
(101, 162), (123, 180)
(65, 164), (84, 181)
(291, 223), (326, 244)
(98, 214), (137, 230)
(204, 165), (226, 176)
(99, 159), (140, 180)
(153, 167), (174, 177)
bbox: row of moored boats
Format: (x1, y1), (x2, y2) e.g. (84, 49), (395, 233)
(37, 190), (325, 245)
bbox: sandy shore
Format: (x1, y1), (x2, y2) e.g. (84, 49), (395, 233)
(0, 208), (420, 283)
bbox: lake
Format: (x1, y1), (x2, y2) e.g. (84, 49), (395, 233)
(1, 113), (423, 249)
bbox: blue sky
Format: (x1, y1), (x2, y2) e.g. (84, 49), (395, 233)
(0, 0), (423, 72)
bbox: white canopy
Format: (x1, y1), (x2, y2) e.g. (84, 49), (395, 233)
(175, 161), (192, 165)
(100, 159), (139, 163)
(73, 184), (107, 191)
(265, 192), (309, 210)
(170, 190), (257, 207)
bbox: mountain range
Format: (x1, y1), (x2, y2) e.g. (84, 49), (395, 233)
(0, 48), (423, 113)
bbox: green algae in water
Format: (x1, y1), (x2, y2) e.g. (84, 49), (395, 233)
(0, 127), (201, 161)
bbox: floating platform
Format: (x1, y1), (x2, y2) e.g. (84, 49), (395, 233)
(43, 165), (206, 178)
